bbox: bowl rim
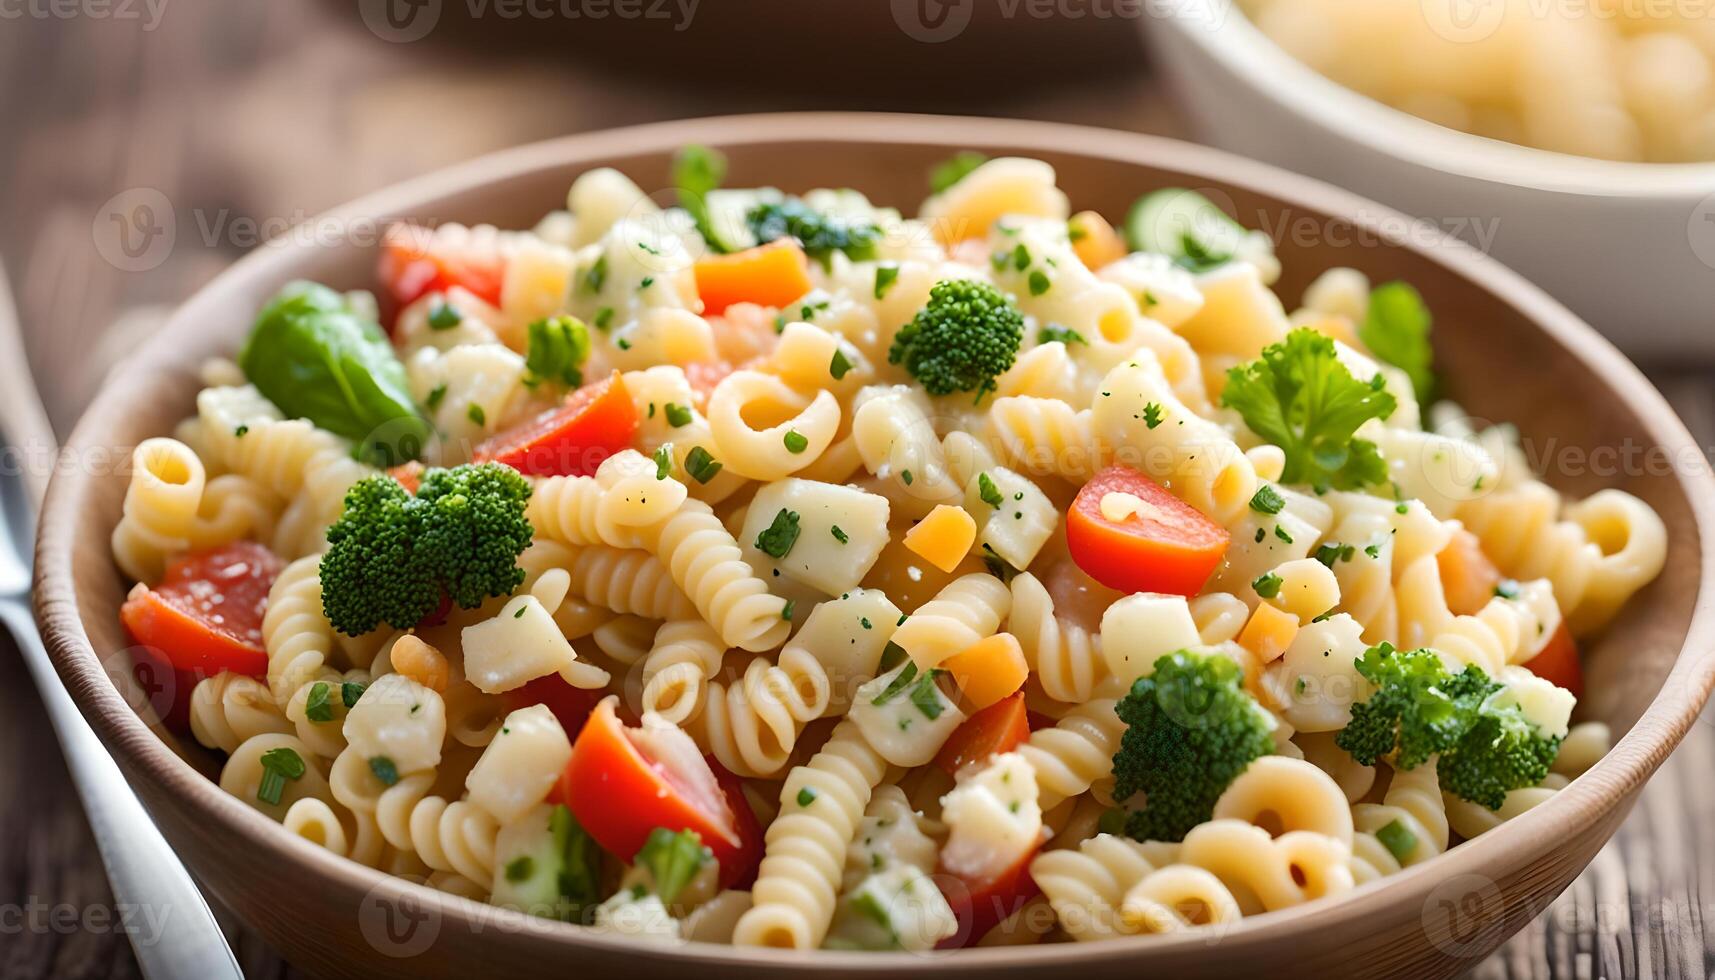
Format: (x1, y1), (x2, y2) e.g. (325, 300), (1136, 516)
(33, 111), (1715, 969)
(1155, 0), (1715, 198)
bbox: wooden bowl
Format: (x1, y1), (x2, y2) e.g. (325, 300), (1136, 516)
(33, 113), (1715, 979)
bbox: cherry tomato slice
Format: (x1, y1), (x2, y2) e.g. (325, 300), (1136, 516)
(935, 692), (1029, 776)
(1066, 465), (1229, 596)
(120, 542), (285, 730)
(473, 372), (638, 477)
(555, 698), (761, 888)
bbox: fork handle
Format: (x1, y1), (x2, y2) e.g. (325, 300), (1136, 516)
(0, 599), (245, 980)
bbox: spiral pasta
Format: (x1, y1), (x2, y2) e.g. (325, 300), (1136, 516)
(645, 497), (790, 652)
(734, 720), (889, 949)
(1009, 571), (1106, 704)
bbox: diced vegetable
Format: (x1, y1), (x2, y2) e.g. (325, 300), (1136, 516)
(378, 223), (505, 310)
(934, 692), (1029, 775)
(474, 371), (639, 477)
(120, 542), (285, 728)
(1437, 528), (1504, 617)
(693, 240), (813, 316)
(1066, 466), (1229, 596)
(941, 633), (1027, 711)
(902, 505), (977, 574)
(555, 698), (762, 889)
(1237, 601), (1299, 664)
(1522, 622), (1584, 698)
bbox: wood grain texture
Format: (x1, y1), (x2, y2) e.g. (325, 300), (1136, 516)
(3, 5), (1713, 979)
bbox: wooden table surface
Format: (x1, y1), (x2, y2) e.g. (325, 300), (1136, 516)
(2, 4), (1712, 978)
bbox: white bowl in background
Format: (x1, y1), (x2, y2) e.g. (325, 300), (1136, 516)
(1142, 1), (1715, 358)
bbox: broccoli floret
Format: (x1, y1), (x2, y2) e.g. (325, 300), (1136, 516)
(1336, 643), (1561, 810)
(746, 198), (880, 268)
(320, 462), (533, 635)
(887, 279), (1024, 398)
(1111, 650), (1276, 843)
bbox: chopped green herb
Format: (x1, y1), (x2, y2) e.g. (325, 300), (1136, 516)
(1252, 572), (1283, 599)
(466, 402), (486, 427)
(664, 402), (693, 428)
(1250, 484), (1286, 515)
(428, 301), (462, 330)
(504, 856), (535, 883)
(874, 264), (900, 300)
(234, 424), (249, 438)
(1142, 402), (1164, 429)
(797, 787), (819, 807)
(341, 681), (366, 708)
(594, 307), (615, 331)
(978, 472), (1004, 509)
(1314, 542), (1356, 567)
(873, 662), (920, 706)
(514, 604), (527, 619)
(830, 348), (853, 381)
(783, 429), (809, 454)
(909, 669), (947, 720)
(653, 443), (674, 480)
(615, 337), (631, 351)
(831, 525), (849, 544)
(1037, 325), (1086, 346)
(368, 755), (400, 788)
(782, 599), (796, 622)
(1376, 818), (1418, 862)
(256, 747), (306, 806)
(901, 469), (914, 486)
(754, 508), (802, 559)
(304, 682), (334, 723)
(1274, 524), (1294, 544)
(684, 446), (723, 484)
(636, 826), (712, 904)
(581, 254), (608, 294)
(1028, 270), (1051, 296)
(1012, 243), (1031, 271)
(1362, 281), (1437, 406)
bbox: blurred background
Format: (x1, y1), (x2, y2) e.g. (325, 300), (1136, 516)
(3, 2), (1714, 977)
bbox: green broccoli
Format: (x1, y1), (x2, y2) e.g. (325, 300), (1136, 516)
(1110, 650), (1277, 843)
(887, 279), (1024, 399)
(1336, 643), (1562, 810)
(745, 197), (881, 269)
(320, 462), (533, 635)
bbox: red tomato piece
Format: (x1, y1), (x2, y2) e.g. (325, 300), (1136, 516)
(1066, 465), (1229, 596)
(120, 542), (285, 730)
(378, 222), (505, 310)
(935, 692), (1030, 776)
(937, 846), (1041, 949)
(1524, 622), (1584, 698)
(502, 675), (605, 740)
(473, 372), (638, 477)
(554, 698), (761, 888)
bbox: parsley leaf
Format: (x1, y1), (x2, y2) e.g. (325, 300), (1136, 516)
(1220, 328), (1396, 491)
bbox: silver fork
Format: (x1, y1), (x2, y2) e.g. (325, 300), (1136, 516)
(0, 264), (244, 979)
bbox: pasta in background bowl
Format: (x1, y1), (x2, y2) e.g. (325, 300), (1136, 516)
(1140, 1), (1715, 358)
(33, 114), (1715, 979)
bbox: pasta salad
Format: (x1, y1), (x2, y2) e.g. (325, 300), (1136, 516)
(112, 149), (1668, 950)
